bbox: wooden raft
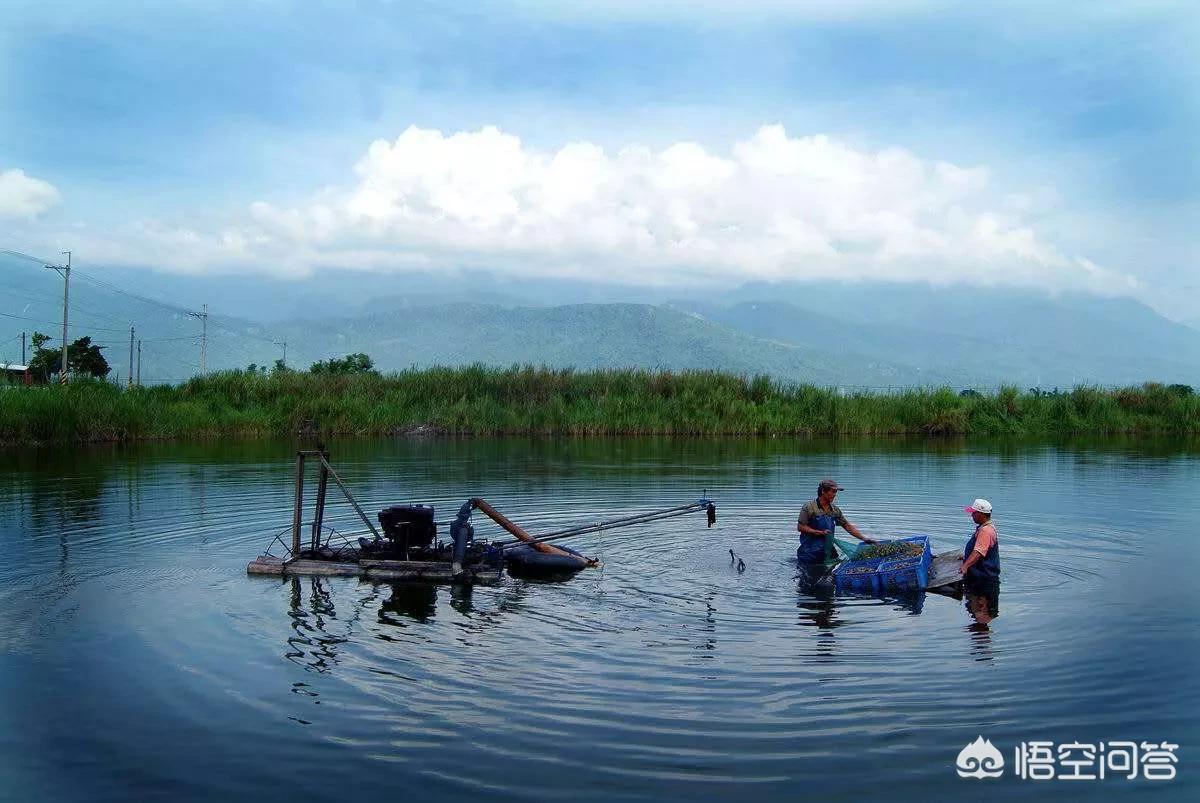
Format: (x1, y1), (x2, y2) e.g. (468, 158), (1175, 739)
(246, 555), (503, 584)
(926, 550), (964, 590)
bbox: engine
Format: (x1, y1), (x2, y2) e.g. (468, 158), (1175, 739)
(378, 504), (437, 553)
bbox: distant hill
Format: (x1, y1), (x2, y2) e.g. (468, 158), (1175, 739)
(675, 282), (1200, 387)
(4, 250), (1198, 387)
(263, 303), (948, 387)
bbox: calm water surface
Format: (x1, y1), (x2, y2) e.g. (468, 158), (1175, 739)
(1, 437), (1197, 801)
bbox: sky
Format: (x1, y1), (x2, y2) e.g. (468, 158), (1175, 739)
(1, 0), (1197, 318)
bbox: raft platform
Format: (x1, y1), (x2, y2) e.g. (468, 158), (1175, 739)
(247, 449), (714, 585)
(926, 550), (965, 590)
(247, 554), (503, 584)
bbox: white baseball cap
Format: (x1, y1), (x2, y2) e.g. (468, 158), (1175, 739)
(964, 498), (992, 515)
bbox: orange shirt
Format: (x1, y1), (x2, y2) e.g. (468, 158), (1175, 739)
(972, 522), (997, 556)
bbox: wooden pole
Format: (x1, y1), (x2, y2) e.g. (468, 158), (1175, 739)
(311, 451), (329, 551)
(291, 452), (305, 558)
(60, 252), (70, 383)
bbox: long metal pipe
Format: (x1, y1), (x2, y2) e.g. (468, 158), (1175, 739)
(500, 508), (705, 549)
(494, 500), (710, 548)
(471, 497), (596, 563)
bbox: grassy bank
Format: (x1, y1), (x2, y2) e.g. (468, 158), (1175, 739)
(1, 367), (1197, 445)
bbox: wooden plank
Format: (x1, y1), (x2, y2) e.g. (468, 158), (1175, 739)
(281, 559), (363, 576)
(248, 555), (502, 583)
(247, 555), (285, 575)
(926, 550), (964, 589)
(360, 558), (500, 581)
(358, 558), (453, 570)
(366, 565), (502, 583)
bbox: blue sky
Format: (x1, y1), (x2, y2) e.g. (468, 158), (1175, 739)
(1, 1), (1196, 317)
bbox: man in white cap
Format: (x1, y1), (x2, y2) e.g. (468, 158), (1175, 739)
(961, 498), (1000, 583)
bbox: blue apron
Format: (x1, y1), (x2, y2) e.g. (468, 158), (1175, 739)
(963, 523), (1001, 582)
(797, 512), (836, 564)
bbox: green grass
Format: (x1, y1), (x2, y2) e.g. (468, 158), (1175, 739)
(1, 367), (1197, 445)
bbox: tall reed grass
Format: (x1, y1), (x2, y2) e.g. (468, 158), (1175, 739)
(1, 367), (1196, 445)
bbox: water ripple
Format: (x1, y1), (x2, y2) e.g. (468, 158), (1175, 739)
(1, 438), (1197, 801)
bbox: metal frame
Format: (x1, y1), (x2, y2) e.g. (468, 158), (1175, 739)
(289, 450), (381, 561)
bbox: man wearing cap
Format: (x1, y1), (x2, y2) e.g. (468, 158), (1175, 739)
(795, 479), (876, 564)
(961, 499), (1001, 583)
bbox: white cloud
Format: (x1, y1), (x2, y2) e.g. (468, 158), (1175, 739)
(82, 124), (1137, 296)
(0, 169), (61, 219)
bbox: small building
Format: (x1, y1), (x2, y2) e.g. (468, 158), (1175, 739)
(1, 363), (32, 385)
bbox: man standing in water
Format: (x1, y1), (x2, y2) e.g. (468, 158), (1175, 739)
(961, 498), (1001, 583)
(962, 498), (1001, 629)
(796, 479), (876, 564)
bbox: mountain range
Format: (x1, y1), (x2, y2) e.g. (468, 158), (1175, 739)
(2, 252), (1198, 389)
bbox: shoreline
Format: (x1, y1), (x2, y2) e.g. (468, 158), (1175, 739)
(2, 367), (1197, 447)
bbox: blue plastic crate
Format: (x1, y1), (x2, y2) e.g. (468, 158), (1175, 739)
(877, 554), (930, 592)
(832, 556), (884, 594)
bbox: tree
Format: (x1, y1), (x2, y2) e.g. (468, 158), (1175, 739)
(69, 337), (110, 377)
(309, 352), (376, 375)
(28, 331), (111, 381)
(27, 331), (59, 382)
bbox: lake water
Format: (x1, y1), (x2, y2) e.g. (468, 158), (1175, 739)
(1, 437), (1197, 801)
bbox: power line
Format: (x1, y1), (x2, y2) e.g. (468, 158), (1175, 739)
(3, 247), (201, 318)
(70, 270), (284, 346)
(0, 309), (130, 333)
(0, 248), (59, 267)
(5, 244), (295, 372)
(71, 269), (199, 317)
(5, 270), (200, 333)
(0, 310), (66, 328)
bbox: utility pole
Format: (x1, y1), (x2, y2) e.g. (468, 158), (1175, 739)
(20, 331), (25, 365)
(188, 303), (208, 374)
(128, 326), (135, 388)
(45, 251), (70, 384)
(136, 339), (141, 386)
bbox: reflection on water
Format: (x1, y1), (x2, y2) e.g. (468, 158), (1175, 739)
(963, 579), (1002, 662)
(965, 580), (1001, 628)
(1, 436), (1198, 801)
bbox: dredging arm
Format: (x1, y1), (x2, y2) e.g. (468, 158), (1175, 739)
(447, 496), (715, 575)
